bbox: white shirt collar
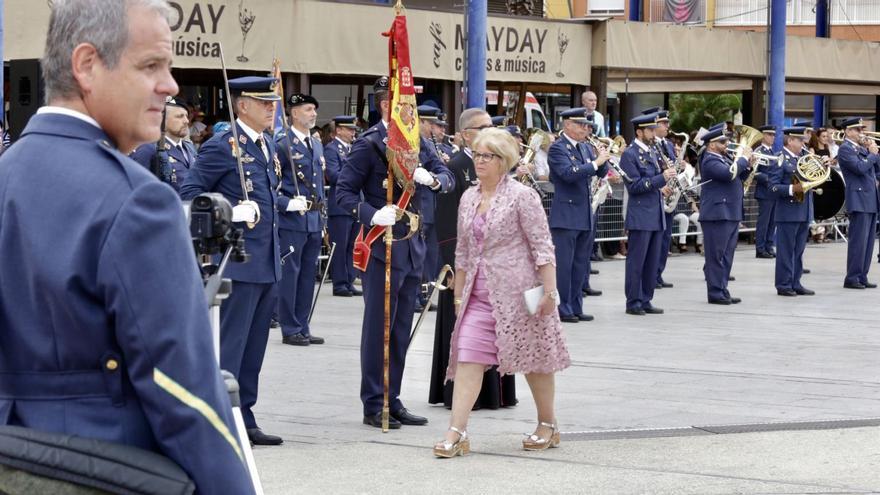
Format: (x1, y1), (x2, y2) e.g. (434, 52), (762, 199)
(634, 138), (651, 152)
(37, 106), (101, 130)
(381, 120), (390, 130)
(464, 147), (473, 158)
(784, 147), (799, 158)
(845, 138), (861, 147)
(292, 126), (310, 144)
(236, 119), (263, 144)
(707, 150), (724, 159)
(165, 136), (182, 147)
(561, 132), (579, 148)
(335, 136), (350, 148)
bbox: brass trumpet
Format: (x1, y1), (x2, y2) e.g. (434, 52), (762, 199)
(588, 135), (631, 183)
(742, 152), (783, 195)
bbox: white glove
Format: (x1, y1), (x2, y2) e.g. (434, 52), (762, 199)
(371, 205), (398, 226)
(232, 201), (259, 223)
(286, 195), (309, 212)
(413, 167), (436, 187)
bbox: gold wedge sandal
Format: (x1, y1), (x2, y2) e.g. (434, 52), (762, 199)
(522, 421), (560, 451)
(433, 426), (469, 458)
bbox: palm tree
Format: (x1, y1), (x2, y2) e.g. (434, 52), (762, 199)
(669, 93), (742, 133)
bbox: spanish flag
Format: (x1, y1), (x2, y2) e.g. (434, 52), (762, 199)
(384, 4), (420, 189)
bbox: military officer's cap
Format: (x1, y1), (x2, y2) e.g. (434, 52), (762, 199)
(702, 126), (729, 143)
(288, 93), (319, 109)
(584, 113), (596, 128)
(792, 120), (814, 131)
(758, 125), (776, 133)
(374, 76), (390, 93)
(641, 106), (668, 122)
(783, 127), (807, 138)
(228, 76), (281, 101)
(333, 115), (358, 128)
(164, 96), (187, 109)
(417, 105), (441, 120)
(560, 107), (588, 122)
(837, 117), (867, 129)
(631, 112), (659, 129)
(491, 115), (508, 127)
(505, 125), (522, 138)
(435, 113), (449, 127)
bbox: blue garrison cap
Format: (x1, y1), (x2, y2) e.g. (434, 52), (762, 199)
(213, 121), (231, 134)
(783, 127), (807, 138)
(560, 107), (588, 122)
(758, 125), (776, 133)
(418, 105), (441, 120)
(837, 117), (867, 130)
(793, 120), (814, 130)
(288, 93), (319, 109)
(228, 76), (281, 101)
(641, 107), (668, 121)
(492, 115), (508, 127)
(631, 113), (659, 129)
(333, 115), (357, 128)
(702, 127), (729, 142)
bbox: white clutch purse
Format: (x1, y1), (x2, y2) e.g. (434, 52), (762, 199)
(523, 285), (545, 315)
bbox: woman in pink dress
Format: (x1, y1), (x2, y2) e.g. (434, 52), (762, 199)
(433, 128), (570, 458)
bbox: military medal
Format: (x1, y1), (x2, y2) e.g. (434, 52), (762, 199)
(273, 155), (282, 180)
(170, 168), (177, 184)
(239, 135), (248, 145)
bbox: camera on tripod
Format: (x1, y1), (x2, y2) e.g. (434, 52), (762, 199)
(188, 193), (249, 268)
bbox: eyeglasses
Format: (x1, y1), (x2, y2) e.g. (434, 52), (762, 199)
(465, 125), (493, 131)
(472, 152), (500, 163)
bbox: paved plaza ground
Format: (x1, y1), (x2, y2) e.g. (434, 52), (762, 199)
(251, 240), (880, 494)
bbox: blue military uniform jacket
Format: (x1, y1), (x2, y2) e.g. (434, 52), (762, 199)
(657, 137), (676, 162)
(335, 123), (454, 268)
(699, 151), (749, 222)
(768, 148), (813, 223)
(753, 144), (774, 200)
(180, 122), (282, 284)
(547, 133), (607, 231)
(325, 137), (353, 217)
(837, 139), (880, 214)
(418, 143), (443, 226)
(619, 141), (666, 231)
(0, 112), (253, 494)
(275, 129), (326, 233)
(129, 137), (196, 193)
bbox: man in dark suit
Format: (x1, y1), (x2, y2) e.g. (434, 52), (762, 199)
(767, 128), (815, 296)
(547, 108), (610, 323)
(326, 115), (362, 297)
(129, 96), (196, 192)
(0, 0), (254, 491)
(180, 76), (284, 445)
(618, 112), (676, 315)
(699, 126), (751, 304)
(836, 117), (880, 289)
(754, 125), (778, 258)
(336, 77), (454, 429)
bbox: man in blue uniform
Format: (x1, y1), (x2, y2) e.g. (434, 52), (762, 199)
(431, 114), (456, 160)
(180, 76), (283, 445)
(129, 96), (195, 192)
(619, 112), (676, 315)
(647, 107), (677, 289)
(699, 126), (751, 304)
(581, 114), (604, 297)
(274, 94), (327, 346)
(754, 125), (778, 258)
(491, 115), (508, 127)
(768, 128), (815, 296)
(836, 117), (880, 289)
(336, 77), (454, 429)
(326, 115), (362, 297)
(0, 0), (253, 491)
(415, 105), (443, 312)
(548, 108), (609, 323)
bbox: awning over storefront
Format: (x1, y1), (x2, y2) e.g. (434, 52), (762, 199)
(4, 0), (592, 86)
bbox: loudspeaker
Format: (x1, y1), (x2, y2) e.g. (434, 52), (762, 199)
(9, 59), (44, 141)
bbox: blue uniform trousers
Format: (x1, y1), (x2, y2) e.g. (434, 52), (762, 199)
(656, 211), (674, 284)
(625, 230), (663, 311)
(220, 281), (277, 429)
(845, 211), (877, 286)
(328, 216), (359, 292)
(701, 220), (739, 301)
(775, 222), (808, 291)
(552, 228), (590, 317)
(360, 258), (420, 416)
(419, 222), (440, 304)
(582, 222), (598, 291)
(278, 229), (321, 338)
(755, 198), (777, 254)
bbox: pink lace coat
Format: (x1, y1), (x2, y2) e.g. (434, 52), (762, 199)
(446, 175), (571, 381)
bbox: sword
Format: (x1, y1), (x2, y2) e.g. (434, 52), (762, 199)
(218, 42), (259, 229)
(271, 58), (310, 215)
(408, 265), (454, 346)
(308, 241), (336, 325)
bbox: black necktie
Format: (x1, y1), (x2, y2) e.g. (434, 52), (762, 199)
(305, 137), (313, 155)
(256, 136), (268, 161)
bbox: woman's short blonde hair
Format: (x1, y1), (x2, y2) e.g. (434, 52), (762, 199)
(471, 128), (520, 173)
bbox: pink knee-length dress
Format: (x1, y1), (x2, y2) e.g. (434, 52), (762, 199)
(456, 212), (499, 365)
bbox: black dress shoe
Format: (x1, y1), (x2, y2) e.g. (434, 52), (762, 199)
(794, 287), (815, 296)
(270, 318), (281, 330)
(350, 287), (363, 296)
(282, 334), (310, 346)
(333, 289), (353, 297)
(843, 282), (866, 289)
(390, 408), (428, 425)
(643, 306), (664, 314)
(864, 282), (877, 289)
(728, 276), (736, 281)
(802, 268), (811, 274)
(729, 297), (742, 304)
(708, 298), (732, 305)
(625, 308), (646, 315)
(413, 304), (425, 313)
(307, 335), (325, 344)
(427, 303), (438, 312)
(560, 315), (580, 323)
(363, 413), (401, 429)
(657, 281), (673, 288)
(756, 252), (774, 259)
(590, 269), (600, 275)
(582, 288), (603, 296)
(247, 428), (283, 446)
(577, 313), (594, 321)
(777, 289), (797, 296)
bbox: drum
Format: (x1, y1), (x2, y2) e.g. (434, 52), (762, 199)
(813, 168), (845, 221)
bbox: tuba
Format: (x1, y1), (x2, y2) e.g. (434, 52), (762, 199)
(729, 125), (763, 177)
(792, 152), (831, 202)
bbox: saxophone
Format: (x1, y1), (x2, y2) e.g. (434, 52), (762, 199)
(590, 177), (612, 214)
